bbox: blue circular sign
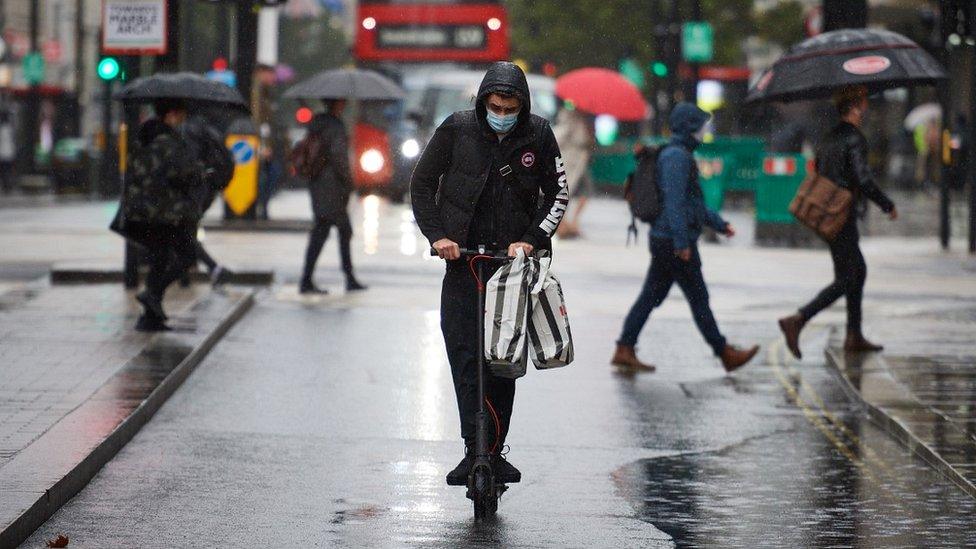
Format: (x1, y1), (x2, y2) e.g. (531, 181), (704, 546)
(231, 140), (254, 164)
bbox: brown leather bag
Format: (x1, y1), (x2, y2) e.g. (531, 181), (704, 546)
(789, 172), (853, 241)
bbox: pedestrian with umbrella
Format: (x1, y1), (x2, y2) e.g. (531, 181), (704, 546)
(112, 73), (246, 329)
(114, 98), (204, 330)
(284, 68), (404, 294)
(748, 28), (947, 358)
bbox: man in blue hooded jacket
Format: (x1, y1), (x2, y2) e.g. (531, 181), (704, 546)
(612, 103), (759, 373)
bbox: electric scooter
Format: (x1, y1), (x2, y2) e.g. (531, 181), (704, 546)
(432, 245), (515, 519)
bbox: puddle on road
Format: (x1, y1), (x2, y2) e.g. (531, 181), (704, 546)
(613, 425), (976, 548)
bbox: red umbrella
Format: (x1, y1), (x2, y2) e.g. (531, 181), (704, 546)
(555, 67), (648, 121)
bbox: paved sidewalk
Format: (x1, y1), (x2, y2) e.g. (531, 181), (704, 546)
(0, 284), (200, 468)
(0, 282), (254, 547)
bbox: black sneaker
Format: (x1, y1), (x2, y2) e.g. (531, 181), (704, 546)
(299, 281), (328, 295)
(492, 454), (521, 484)
(135, 314), (171, 332)
(446, 450), (475, 486)
(136, 291), (167, 320)
(346, 278), (368, 292)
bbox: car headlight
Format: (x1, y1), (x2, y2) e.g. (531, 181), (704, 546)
(400, 138), (420, 159)
(360, 149), (385, 174)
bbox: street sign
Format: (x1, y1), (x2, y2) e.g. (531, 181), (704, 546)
(102, 0), (167, 55)
(682, 21), (714, 63)
(223, 135), (260, 215)
(22, 52), (45, 85)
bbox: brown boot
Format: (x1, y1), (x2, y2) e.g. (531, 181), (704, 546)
(721, 344), (759, 373)
(844, 331), (883, 353)
(778, 313), (806, 360)
(611, 344), (656, 372)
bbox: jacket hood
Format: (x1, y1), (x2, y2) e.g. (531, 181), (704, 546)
(476, 62), (532, 132)
(137, 118), (173, 146)
(668, 102), (710, 138)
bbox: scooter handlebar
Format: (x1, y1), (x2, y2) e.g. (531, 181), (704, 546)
(429, 247), (513, 259)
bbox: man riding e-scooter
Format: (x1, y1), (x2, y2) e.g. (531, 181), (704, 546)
(411, 62), (569, 486)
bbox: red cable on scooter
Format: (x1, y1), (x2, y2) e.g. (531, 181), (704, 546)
(484, 397), (502, 455)
(467, 255), (494, 291)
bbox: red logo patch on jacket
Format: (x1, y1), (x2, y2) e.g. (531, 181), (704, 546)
(521, 152), (535, 168)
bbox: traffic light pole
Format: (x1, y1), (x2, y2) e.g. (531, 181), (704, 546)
(121, 57), (141, 288)
(236, 1), (258, 110)
(938, 1), (953, 249)
(99, 78), (114, 198)
(26, 0), (40, 173)
(665, 0), (679, 116)
(650, 0), (663, 134)
(687, 0), (702, 103)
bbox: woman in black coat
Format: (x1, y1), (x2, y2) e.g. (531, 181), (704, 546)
(779, 86), (898, 359)
(300, 100), (366, 294)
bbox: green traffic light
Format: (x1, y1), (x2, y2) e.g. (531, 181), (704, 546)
(97, 57), (120, 80)
(651, 61), (669, 78)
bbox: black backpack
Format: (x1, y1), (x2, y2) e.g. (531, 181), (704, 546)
(624, 145), (663, 242)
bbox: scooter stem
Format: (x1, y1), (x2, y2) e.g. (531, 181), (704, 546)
(474, 256), (489, 460)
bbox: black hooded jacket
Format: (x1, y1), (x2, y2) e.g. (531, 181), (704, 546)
(816, 122), (894, 214)
(410, 62), (568, 251)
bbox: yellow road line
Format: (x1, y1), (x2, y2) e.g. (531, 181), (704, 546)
(767, 340), (879, 482)
(767, 333), (920, 502)
(774, 337), (897, 475)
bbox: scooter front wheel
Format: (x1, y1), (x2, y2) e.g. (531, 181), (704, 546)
(470, 467), (497, 519)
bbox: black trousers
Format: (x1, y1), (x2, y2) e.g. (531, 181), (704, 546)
(302, 215), (353, 282)
(441, 262), (515, 449)
(144, 225), (197, 302)
(799, 219), (866, 332)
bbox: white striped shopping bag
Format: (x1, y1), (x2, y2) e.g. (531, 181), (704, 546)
(527, 254), (574, 370)
(484, 248), (539, 379)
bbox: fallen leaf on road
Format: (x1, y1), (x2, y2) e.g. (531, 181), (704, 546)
(47, 534), (69, 547)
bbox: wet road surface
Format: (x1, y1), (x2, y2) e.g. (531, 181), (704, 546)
(16, 196), (976, 547)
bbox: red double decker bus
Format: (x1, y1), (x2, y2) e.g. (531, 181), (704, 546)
(354, 1), (509, 64)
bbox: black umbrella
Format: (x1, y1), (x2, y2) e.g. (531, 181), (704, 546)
(283, 68), (405, 101)
(114, 72), (248, 108)
(746, 28), (946, 103)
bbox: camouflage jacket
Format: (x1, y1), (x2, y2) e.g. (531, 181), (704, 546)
(122, 120), (203, 227)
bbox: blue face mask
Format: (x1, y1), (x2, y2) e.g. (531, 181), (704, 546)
(486, 110), (519, 133)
